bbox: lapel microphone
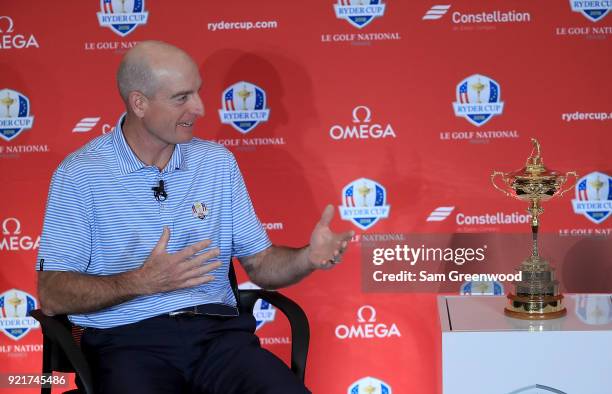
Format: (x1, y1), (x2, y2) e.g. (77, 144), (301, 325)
(152, 180), (168, 202)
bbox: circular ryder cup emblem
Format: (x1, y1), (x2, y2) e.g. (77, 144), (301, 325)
(339, 178), (390, 230)
(571, 171), (612, 224)
(453, 74), (504, 127)
(97, 0), (149, 37)
(334, 0), (386, 29)
(348, 376), (392, 394)
(0, 88), (34, 142)
(569, 0), (611, 22)
(0, 289), (40, 341)
(218, 81), (270, 134)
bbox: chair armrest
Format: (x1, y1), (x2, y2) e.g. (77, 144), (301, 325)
(238, 290), (310, 381)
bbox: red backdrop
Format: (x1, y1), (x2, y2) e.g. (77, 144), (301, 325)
(1, 1), (611, 393)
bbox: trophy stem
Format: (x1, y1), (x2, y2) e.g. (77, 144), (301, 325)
(531, 224), (538, 258)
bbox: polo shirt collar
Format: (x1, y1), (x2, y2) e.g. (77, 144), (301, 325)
(112, 113), (186, 175)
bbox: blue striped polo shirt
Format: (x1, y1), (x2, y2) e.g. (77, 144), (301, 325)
(36, 114), (271, 329)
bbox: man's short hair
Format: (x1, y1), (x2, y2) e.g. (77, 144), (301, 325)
(116, 56), (157, 103)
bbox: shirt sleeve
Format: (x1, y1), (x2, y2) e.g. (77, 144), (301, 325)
(36, 166), (92, 272)
(229, 154), (271, 258)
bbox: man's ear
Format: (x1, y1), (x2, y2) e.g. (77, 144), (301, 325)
(128, 91), (148, 118)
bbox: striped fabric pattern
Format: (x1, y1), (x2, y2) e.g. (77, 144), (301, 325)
(36, 114), (271, 328)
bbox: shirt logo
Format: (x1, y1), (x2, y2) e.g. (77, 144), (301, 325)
(334, 1), (386, 29)
(97, 0), (149, 37)
(453, 74), (504, 127)
(572, 171), (612, 224)
(0, 289), (40, 341)
(192, 202), (209, 220)
(339, 178), (390, 230)
(219, 81), (270, 134)
(0, 88), (34, 142)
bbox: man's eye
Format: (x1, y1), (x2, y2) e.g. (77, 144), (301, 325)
(177, 95), (188, 102)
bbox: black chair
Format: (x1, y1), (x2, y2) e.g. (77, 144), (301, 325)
(31, 287), (309, 394)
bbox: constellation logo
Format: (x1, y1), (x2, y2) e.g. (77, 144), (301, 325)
(453, 74), (504, 127)
(0, 289), (40, 341)
(219, 81), (270, 134)
(348, 376), (392, 394)
(1, 217), (40, 251)
(422, 5), (451, 20)
(570, 0), (611, 22)
(427, 206), (455, 221)
(339, 178), (391, 230)
(0, 16), (39, 49)
(97, 0), (149, 37)
(426, 207), (530, 226)
(329, 105), (396, 140)
(0, 88), (34, 142)
(335, 305), (401, 339)
(334, 0), (386, 29)
(572, 171), (612, 224)
(72, 117), (101, 133)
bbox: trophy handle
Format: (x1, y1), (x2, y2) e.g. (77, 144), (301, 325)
(558, 171), (579, 197)
(491, 171), (515, 198)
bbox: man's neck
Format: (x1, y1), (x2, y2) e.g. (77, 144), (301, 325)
(122, 113), (174, 171)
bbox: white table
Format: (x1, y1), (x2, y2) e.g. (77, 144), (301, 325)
(438, 294), (612, 394)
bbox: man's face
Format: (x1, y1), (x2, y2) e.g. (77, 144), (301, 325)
(141, 57), (204, 145)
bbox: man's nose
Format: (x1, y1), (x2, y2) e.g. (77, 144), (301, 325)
(192, 94), (204, 117)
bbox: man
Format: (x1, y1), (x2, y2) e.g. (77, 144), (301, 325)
(36, 41), (353, 394)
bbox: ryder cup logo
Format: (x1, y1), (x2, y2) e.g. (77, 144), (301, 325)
(572, 171), (612, 224)
(339, 178), (390, 230)
(348, 376), (392, 394)
(453, 74), (504, 127)
(569, 0), (611, 22)
(238, 282), (276, 331)
(219, 81), (270, 134)
(334, 0), (386, 29)
(575, 294), (612, 325)
(97, 0), (149, 37)
(0, 88), (34, 142)
(0, 289), (40, 341)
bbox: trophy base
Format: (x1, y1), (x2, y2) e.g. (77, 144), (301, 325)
(504, 293), (566, 320)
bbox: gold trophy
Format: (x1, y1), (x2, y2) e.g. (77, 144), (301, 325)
(237, 84), (252, 111)
(358, 182), (372, 207)
(7, 292), (23, 317)
(1, 92), (15, 117)
(491, 138), (577, 319)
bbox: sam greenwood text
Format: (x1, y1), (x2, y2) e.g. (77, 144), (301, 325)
(372, 270), (522, 283)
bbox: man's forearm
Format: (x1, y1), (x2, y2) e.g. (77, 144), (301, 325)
(38, 270), (143, 316)
(240, 246), (315, 290)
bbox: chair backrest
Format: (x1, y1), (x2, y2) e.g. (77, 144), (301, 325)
(30, 310), (94, 394)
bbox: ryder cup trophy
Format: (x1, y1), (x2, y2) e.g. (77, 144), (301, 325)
(491, 138), (577, 319)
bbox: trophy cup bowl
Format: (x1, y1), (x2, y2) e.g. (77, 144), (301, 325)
(491, 138), (577, 320)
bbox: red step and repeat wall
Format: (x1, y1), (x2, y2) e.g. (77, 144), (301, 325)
(1, 1), (611, 393)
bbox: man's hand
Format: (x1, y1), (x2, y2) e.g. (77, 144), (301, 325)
(133, 227), (222, 294)
(307, 204), (354, 270)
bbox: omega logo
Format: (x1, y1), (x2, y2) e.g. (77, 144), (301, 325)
(329, 105), (397, 140)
